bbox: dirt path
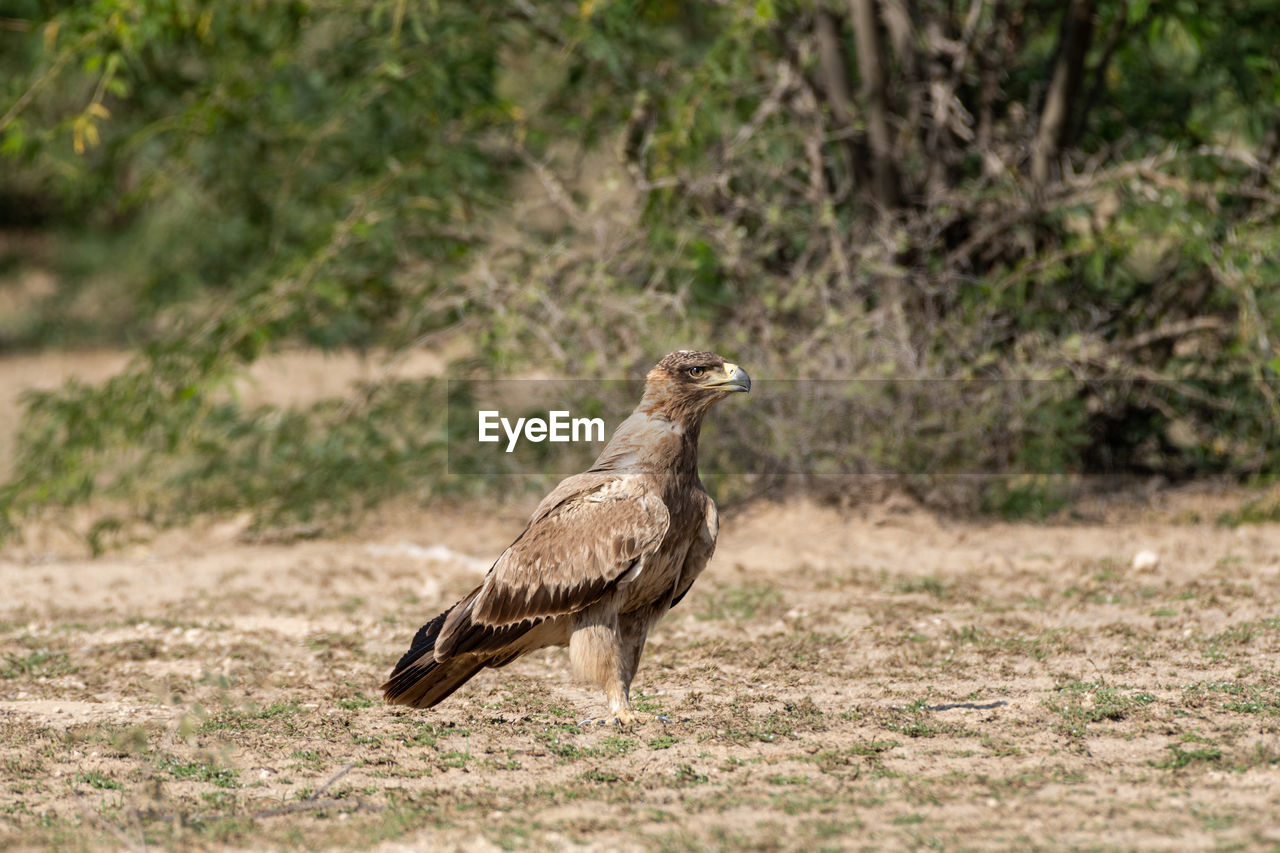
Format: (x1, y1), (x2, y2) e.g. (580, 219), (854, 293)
(2, 496), (1279, 850)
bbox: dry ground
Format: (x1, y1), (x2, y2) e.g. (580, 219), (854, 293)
(2, 493), (1280, 851)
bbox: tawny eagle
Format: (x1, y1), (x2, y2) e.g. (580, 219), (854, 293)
(382, 351), (750, 723)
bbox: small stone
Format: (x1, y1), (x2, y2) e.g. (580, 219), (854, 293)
(1132, 550), (1160, 571)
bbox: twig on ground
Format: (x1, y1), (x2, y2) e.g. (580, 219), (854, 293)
(310, 762), (355, 802)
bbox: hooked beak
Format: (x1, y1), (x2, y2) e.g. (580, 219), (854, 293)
(702, 362), (751, 393)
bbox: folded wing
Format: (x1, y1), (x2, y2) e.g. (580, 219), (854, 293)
(383, 473), (669, 707)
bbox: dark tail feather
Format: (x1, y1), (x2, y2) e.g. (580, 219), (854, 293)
(383, 604), (472, 708)
(382, 654), (489, 708)
(383, 590), (540, 708)
(391, 605), (455, 674)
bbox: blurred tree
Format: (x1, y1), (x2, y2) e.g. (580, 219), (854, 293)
(0, 0), (1277, 539)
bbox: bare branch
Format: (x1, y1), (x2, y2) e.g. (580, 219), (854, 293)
(848, 0), (901, 210)
(1031, 0), (1095, 185)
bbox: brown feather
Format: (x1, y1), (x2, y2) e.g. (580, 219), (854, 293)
(466, 484), (669, 627)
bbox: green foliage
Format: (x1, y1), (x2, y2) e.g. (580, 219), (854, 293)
(1, 0), (1279, 541)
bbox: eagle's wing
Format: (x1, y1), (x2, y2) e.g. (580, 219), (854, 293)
(434, 473), (670, 657)
(668, 490), (718, 610)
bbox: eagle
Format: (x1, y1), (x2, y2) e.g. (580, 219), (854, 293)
(382, 350), (750, 724)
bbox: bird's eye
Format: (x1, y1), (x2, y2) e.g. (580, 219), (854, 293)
(687, 367), (706, 378)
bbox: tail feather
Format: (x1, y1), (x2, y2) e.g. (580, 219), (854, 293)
(391, 605), (455, 673)
(382, 654), (489, 708)
(383, 603), (473, 708)
(383, 590), (541, 709)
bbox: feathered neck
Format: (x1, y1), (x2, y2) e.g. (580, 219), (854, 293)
(589, 407), (703, 476)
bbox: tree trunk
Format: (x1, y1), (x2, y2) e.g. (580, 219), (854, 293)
(816, 9), (857, 127)
(1031, 0), (1095, 186)
(848, 0), (901, 210)
(814, 7), (872, 193)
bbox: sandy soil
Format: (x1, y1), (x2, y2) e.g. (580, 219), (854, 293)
(2, 492), (1280, 851)
(2, 348), (1279, 850)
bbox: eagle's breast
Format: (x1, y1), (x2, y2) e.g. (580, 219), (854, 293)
(617, 485), (705, 612)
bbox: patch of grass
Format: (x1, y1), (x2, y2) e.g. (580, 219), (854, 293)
(648, 735), (679, 750)
(71, 771), (121, 790)
(484, 752), (522, 771)
(200, 790), (237, 809)
(308, 633), (366, 654)
(438, 750), (471, 769)
(535, 728), (583, 760)
(0, 649), (77, 679)
(631, 690), (665, 714)
(883, 699), (942, 738)
(723, 697), (827, 744)
(1224, 698), (1280, 715)
(1045, 680), (1156, 742)
(1184, 680), (1280, 716)
(290, 749), (324, 769)
(257, 701), (304, 719)
(978, 764), (1088, 797)
(3, 756), (46, 778)
(400, 722), (443, 748)
(765, 773), (809, 785)
(697, 583), (783, 622)
(1232, 741), (1280, 771)
(1153, 743), (1223, 770)
(158, 756), (241, 788)
(100, 639), (162, 661)
(1199, 620), (1280, 660)
(336, 693), (377, 710)
(801, 818), (860, 840)
(671, 764), (708, 786)
(1216, 497), (1280, 527)
(894, 576), (950, 600)
(197, 711), (249, 734)
(956, 627), (1079, 662)
(981, 736), (1022, 757)
(104, 725), (152, 757)
(197, 700), (306, 734)
(590, 736), (637, 757)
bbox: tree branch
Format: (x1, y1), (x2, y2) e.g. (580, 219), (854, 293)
(813, 7), (871, 194)
(848, 0), (901, 210)
(1031, 0), (1095, 185)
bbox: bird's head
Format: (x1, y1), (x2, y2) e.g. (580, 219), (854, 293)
(639, 350), (751, 425)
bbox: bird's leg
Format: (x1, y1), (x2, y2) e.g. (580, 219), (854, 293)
(569, 604), (633, 724)
(614, 605), (675, 726)
(618, 604), (662, 698)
